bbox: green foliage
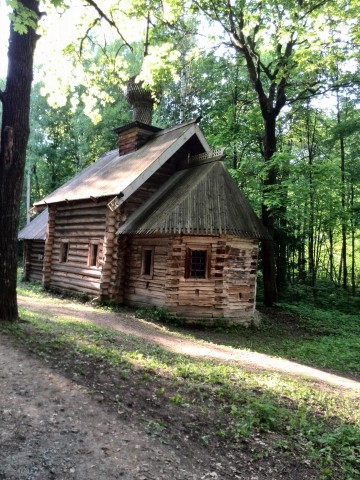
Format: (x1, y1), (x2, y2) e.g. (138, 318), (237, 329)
(8, 0), (39, 33)
(135, 306), (175, 323)
(274, 300), (360, 374)
(279, 302), (360, 336)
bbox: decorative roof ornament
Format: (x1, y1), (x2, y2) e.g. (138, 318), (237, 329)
(125, 76), (160, 125)
(124, 12), (162, 126)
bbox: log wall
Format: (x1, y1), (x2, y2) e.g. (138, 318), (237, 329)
(221, 237), (259, 318)
(23, 240), (45, 282)
(99, 207), (117, 300)
(43, 206), (57, 288)
(124, 236), (170, 307)
(44, 200), (108, 296)
(164, 235), (259, 322)
(122, 234), (259, 323)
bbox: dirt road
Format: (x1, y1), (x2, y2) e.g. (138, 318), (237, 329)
(0, 334), (214, 480)
(0, 294), (358, 479)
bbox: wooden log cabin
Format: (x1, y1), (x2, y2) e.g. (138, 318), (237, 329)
(27, 83), (269, 324)
(117, 159), (269, 321)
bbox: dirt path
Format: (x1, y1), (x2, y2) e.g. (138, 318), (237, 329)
(1, 294), (358, 480)
(0, 334), (216, 480)
(18, 294), (360, 392)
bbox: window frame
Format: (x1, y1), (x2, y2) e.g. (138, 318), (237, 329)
(141, 246), (154, 278)
(185, 245), (211, 279)
(88, 239), (101, 268)
(59, 241), (69, 263)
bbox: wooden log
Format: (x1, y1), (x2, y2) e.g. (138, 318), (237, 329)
(50, 274), (100, 291)
(52, 264), (101, 278)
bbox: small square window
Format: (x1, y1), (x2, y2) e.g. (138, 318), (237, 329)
(141, 247), (154, 277)
(59, 242), (69, 263)
(185, 246), (210, 279)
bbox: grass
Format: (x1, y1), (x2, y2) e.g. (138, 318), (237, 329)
(159, 301), (360, 377)
(1, 278), (360, 479)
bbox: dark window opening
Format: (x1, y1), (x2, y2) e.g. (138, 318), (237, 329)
(142, 248), (154, 277)
(60, 242), (69, 263)
(190, 250), (207, 278)
(89, 243), (99, 267)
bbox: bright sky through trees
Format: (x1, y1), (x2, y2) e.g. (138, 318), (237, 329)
(0, 1), (10, 78)
(1, 2), (84, 81)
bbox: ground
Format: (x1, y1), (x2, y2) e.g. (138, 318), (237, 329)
(0, 293), (358, 479)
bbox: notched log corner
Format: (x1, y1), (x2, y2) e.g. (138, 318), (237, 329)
(2, 126), (14, 167)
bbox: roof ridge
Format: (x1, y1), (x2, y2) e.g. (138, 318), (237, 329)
(154, 117), (201, 137)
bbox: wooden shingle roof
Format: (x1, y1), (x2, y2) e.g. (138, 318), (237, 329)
(34, 119), (209, 208)
(18, 208), (48, 240)
(117, 161), (269, 239)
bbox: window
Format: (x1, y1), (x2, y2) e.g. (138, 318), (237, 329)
(185, 246), (210, 279)
(59, 241), (69, 263)
(141, 247), (154, 277)
(88, 240), (101, 268)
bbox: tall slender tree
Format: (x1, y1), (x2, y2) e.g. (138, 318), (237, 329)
(0, 0), (40, 322)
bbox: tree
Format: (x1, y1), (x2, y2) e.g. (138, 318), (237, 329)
(0, 0), (40, 322)
(191, 0), (358, 305)
(0, 0), (134, 322)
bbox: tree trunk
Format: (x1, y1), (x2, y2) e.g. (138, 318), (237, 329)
(328, 228), (334, 285)
(350, 184), (356, 296)
(336, 91), (348, 290)
(0, 0), (40, 322)
(261, 114), (278, 306)
(340, 132), (347, 290)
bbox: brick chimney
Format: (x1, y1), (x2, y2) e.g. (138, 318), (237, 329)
(114, 77), (162, 156)
(114, 122), (161, 156)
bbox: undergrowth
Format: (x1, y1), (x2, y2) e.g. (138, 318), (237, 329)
(275, 302), (360, 374)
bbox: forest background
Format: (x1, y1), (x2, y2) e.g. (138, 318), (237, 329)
(1, 0), (359, 306)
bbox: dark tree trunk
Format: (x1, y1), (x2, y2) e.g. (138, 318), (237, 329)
(0, 0), (40, 322)
(261, 114), (278, 306)
(339, 133), (347, 290)
(329, 228), (334, 285)
(275, 212), (287, 288)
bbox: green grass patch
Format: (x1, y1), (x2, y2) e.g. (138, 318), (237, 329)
(17, 279), (46, 298)
(277, 303), (360, 374)
(173, 301), (360, 376)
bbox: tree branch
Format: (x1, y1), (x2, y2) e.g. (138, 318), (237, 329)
(79, 18), (100, 57)
(299, 0), (331, 21)
(83, 0), (132, 51)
